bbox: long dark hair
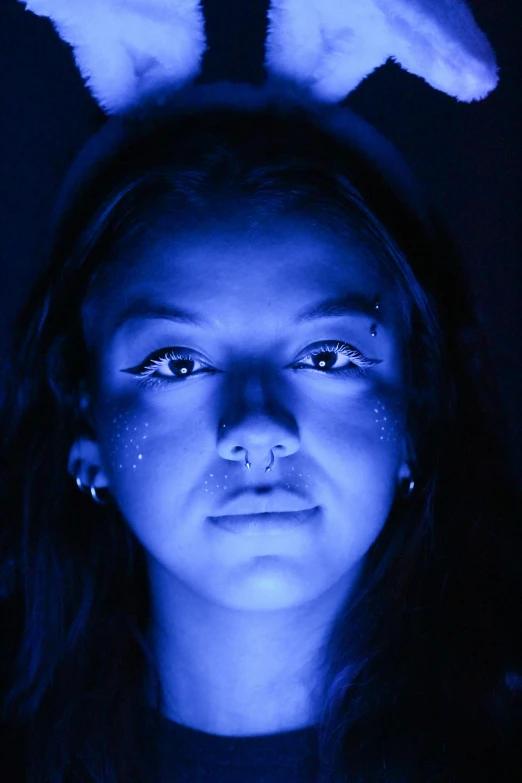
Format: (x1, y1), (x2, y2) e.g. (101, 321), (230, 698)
(1, 100), (521, 782)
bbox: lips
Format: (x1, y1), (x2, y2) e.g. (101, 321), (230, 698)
(213, 487), (313, 517)
(208, 508), (319, 535)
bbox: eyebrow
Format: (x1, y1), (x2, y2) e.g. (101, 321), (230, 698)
(113, 292), (384, 333)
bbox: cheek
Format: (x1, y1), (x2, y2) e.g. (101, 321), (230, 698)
(103, 410), (150, 473)
(330, 393), (407, 529)
(370, 396), (406, 448)
(96, 406), (179, 540)
(317, 386), (407, 460)
(95, 400), (165, 501)
(95, 398), (198, 501)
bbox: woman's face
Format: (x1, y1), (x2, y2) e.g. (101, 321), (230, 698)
(72, 207), (412, 611)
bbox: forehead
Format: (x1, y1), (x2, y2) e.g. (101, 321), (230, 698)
(83, 210), (406, 342)
(101, 209), (386, 289)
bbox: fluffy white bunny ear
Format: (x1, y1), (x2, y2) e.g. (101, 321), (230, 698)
(18, 0), (207, 115)
(265, 0), (499, 103)
(19, 0), (498, 115)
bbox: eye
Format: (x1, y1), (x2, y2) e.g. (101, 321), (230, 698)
(124, 348), (212, 388)
(124, 341), (381, 389)
(294, 341), (381, 378)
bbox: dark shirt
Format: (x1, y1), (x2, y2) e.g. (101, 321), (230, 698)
(146, 705), (320, 783)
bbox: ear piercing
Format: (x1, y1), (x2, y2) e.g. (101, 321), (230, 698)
(371, 298), (380, 337)
(73, 461), (108, 504)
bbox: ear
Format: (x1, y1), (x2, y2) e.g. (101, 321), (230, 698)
(68, 436), (110, 490)
(398, 428), (416, 483)
(67, 382), (110, 490)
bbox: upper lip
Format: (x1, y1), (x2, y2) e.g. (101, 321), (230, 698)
(212, 487), (314, 517)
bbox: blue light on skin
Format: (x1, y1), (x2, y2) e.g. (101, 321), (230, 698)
(69, 207), (413, 737)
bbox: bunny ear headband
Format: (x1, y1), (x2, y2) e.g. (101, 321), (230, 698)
(18, 0), (499, 244)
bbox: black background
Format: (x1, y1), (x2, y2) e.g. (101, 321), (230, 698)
(1, 0), (521, 478)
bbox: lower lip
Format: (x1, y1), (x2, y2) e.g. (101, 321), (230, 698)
(208, 507), (319, 535)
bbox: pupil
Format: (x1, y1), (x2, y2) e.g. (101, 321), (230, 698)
(169, 358), (194, 376)
(314, 351), (336, 370)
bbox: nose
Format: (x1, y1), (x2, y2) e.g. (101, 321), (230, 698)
(218, 414), (300, 470)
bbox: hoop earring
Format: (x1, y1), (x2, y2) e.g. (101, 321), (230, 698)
(90, 484), (107, 504)
(73, 462), (109, 505)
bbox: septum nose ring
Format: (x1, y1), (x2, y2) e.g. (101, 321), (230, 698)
(245, 450), (274, 473)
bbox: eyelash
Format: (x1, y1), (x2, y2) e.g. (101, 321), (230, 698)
(129, 341), (380, 390)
